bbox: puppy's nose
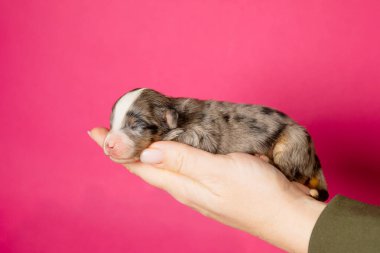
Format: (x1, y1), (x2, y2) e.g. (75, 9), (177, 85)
(106, 139), (115, 149)
(104, 140), (115, 154)
(103, 134), (115, 155)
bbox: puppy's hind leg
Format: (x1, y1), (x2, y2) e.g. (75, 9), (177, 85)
(271, 124), (314, 183)
(272, 125), (329, 201)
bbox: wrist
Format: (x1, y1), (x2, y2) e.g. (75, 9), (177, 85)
(248, 185), (326, 253)
(277, 189), (327, 253)
(290, 196), (326, 252)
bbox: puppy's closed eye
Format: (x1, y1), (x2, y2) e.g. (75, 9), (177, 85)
(129, 120), (148, 131)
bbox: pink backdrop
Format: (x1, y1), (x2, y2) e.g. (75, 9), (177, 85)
(1, 1), (380, 252)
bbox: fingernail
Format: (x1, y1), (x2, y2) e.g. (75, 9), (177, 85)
(140, 149), (163, 164)
(87, 130), (93, 139)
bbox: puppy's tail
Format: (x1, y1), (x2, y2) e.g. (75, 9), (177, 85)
(308, 169), (329, 202)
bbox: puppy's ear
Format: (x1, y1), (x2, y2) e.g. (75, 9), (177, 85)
(165, 109), (178, 129)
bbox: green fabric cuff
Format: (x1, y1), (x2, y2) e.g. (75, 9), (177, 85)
(309, 195), (380, 253)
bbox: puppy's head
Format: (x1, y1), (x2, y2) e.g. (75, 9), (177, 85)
(104, 88), (178, 163)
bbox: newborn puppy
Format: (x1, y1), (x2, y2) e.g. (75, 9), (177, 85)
(104, 88), (329, 201)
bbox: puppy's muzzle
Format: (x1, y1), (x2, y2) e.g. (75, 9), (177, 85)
(103, 131), (136, 161)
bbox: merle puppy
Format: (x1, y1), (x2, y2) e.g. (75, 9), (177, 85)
(104, 88), (328, 201)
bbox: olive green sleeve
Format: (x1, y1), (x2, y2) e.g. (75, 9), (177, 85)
(309, 195), (380, 253)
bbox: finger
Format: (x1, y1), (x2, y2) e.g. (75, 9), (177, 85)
(88, 127), (196, 196)
(126, 162), (217, 209)
(255, 154), (270, 163)
(88, 128), (217, 211)
(140, 141), (229, 180)
(88, 127), (109, 147)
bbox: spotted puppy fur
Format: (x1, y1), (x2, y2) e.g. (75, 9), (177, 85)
(107, 88), (329, 201)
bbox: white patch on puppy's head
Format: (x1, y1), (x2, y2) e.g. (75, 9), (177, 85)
(105, 88), (175, 163)
(111, 88), (146, 130)
(104, 88), (146, 162)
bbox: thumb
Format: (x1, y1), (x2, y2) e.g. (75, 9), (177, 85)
(88, 127), (109, 147)
(140, 141), (227, 180)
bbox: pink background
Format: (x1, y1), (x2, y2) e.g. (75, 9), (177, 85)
(1, 0), (380, 252)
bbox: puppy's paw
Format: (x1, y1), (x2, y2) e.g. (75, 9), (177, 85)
(255, 154), (270, 163)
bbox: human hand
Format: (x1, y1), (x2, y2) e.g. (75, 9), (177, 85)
(89, 127), (326, 253)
